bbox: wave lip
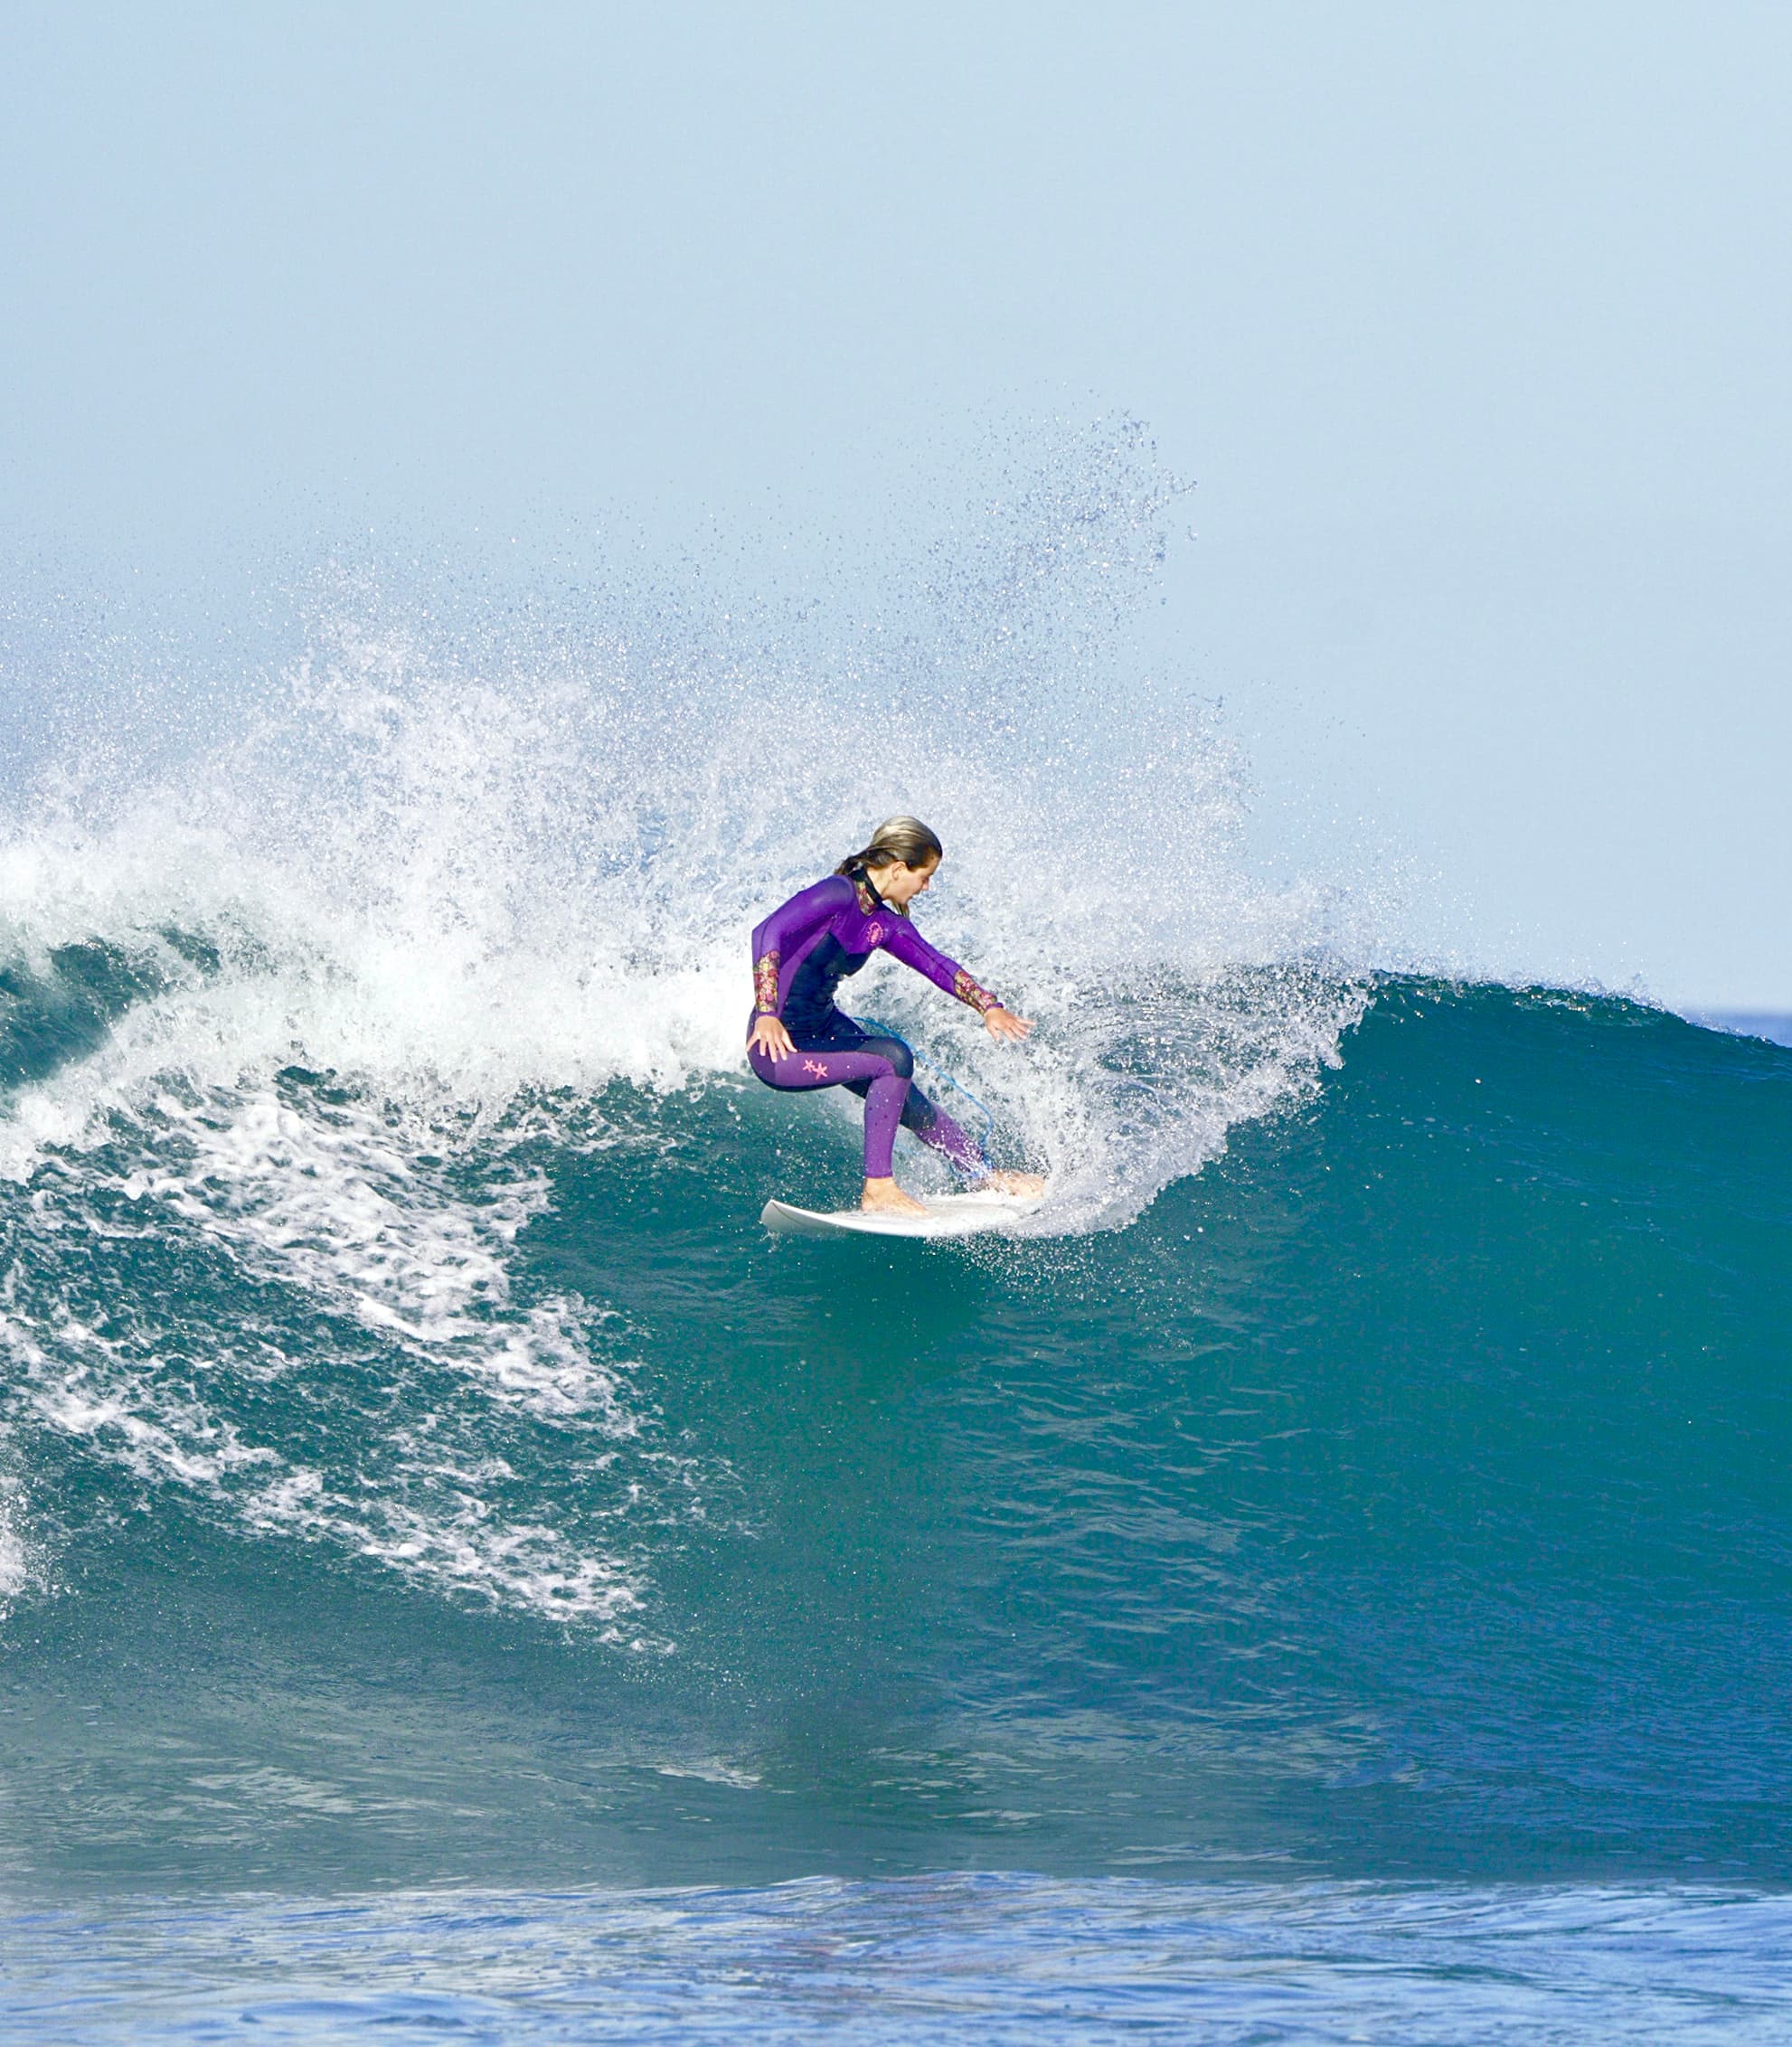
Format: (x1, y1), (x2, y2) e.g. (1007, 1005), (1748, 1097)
(1684, 1009), (1792, 1049)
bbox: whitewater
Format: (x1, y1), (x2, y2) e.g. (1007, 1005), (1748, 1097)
(2, 451), (1788, 2040)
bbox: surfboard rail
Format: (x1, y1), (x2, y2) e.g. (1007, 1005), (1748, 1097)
(760, 1192), (1040, 1240)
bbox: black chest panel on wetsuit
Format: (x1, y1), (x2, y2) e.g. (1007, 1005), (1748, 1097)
(784, 935), (872, 1032)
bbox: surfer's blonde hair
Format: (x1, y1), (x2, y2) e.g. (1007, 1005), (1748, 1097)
(835, 816), (943, 882)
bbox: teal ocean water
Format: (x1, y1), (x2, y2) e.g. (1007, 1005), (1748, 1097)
(1, 520), (1787, 2035)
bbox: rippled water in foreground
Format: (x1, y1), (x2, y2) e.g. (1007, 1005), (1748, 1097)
(7, 1877), (1789, 2043)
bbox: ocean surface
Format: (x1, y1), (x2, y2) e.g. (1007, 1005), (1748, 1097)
(1, 506), (1787, 2038)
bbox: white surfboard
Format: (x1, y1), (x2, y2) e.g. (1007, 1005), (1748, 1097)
(760, 1191), (1040, 1240)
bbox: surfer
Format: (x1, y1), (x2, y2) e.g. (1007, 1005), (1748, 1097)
(748, 816), (1045, 1217)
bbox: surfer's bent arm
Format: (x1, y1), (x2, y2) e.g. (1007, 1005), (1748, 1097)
(881, 921), (999, 1014)
(750, 875), (855, 1018)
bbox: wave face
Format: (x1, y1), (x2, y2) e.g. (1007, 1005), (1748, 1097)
(1, 472), (1788, 1914)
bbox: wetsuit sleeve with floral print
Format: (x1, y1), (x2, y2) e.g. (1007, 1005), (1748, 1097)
(880, 919), (1000, 1014)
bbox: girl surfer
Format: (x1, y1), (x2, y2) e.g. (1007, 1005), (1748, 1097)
(748, 816), (1045, 1217)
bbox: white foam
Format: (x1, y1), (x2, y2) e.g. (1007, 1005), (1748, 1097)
(0, 1293), (661, 1630)
(109, 1081), (629, 1424)
(0, 1464), (40, 1615)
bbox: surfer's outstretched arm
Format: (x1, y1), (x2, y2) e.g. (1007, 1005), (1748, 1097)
(881, 920), (1033, 1042)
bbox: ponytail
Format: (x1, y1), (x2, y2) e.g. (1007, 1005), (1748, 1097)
(835, 815), (943, 885)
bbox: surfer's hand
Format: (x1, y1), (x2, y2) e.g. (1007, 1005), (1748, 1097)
(750, 1014), (796, 1061)
(984, 1006), (1032, 1042)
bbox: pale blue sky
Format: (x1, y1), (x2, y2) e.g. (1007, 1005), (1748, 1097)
(4, 3), (1787, 1003)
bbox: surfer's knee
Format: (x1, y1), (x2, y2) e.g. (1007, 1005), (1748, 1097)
(864, 1035), (913, 1081)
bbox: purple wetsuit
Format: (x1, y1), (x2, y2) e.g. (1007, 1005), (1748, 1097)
(747, 868), (1000, 1180)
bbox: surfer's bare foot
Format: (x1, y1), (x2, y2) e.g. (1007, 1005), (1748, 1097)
(971, 1170), (1046, 1198)
(862, 1177), (928, 1217)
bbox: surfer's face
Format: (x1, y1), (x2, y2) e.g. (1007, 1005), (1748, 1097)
(872, 855), (938, 907)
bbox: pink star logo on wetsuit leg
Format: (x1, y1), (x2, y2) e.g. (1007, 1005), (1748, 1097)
(803, 1059), (828, 1077)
